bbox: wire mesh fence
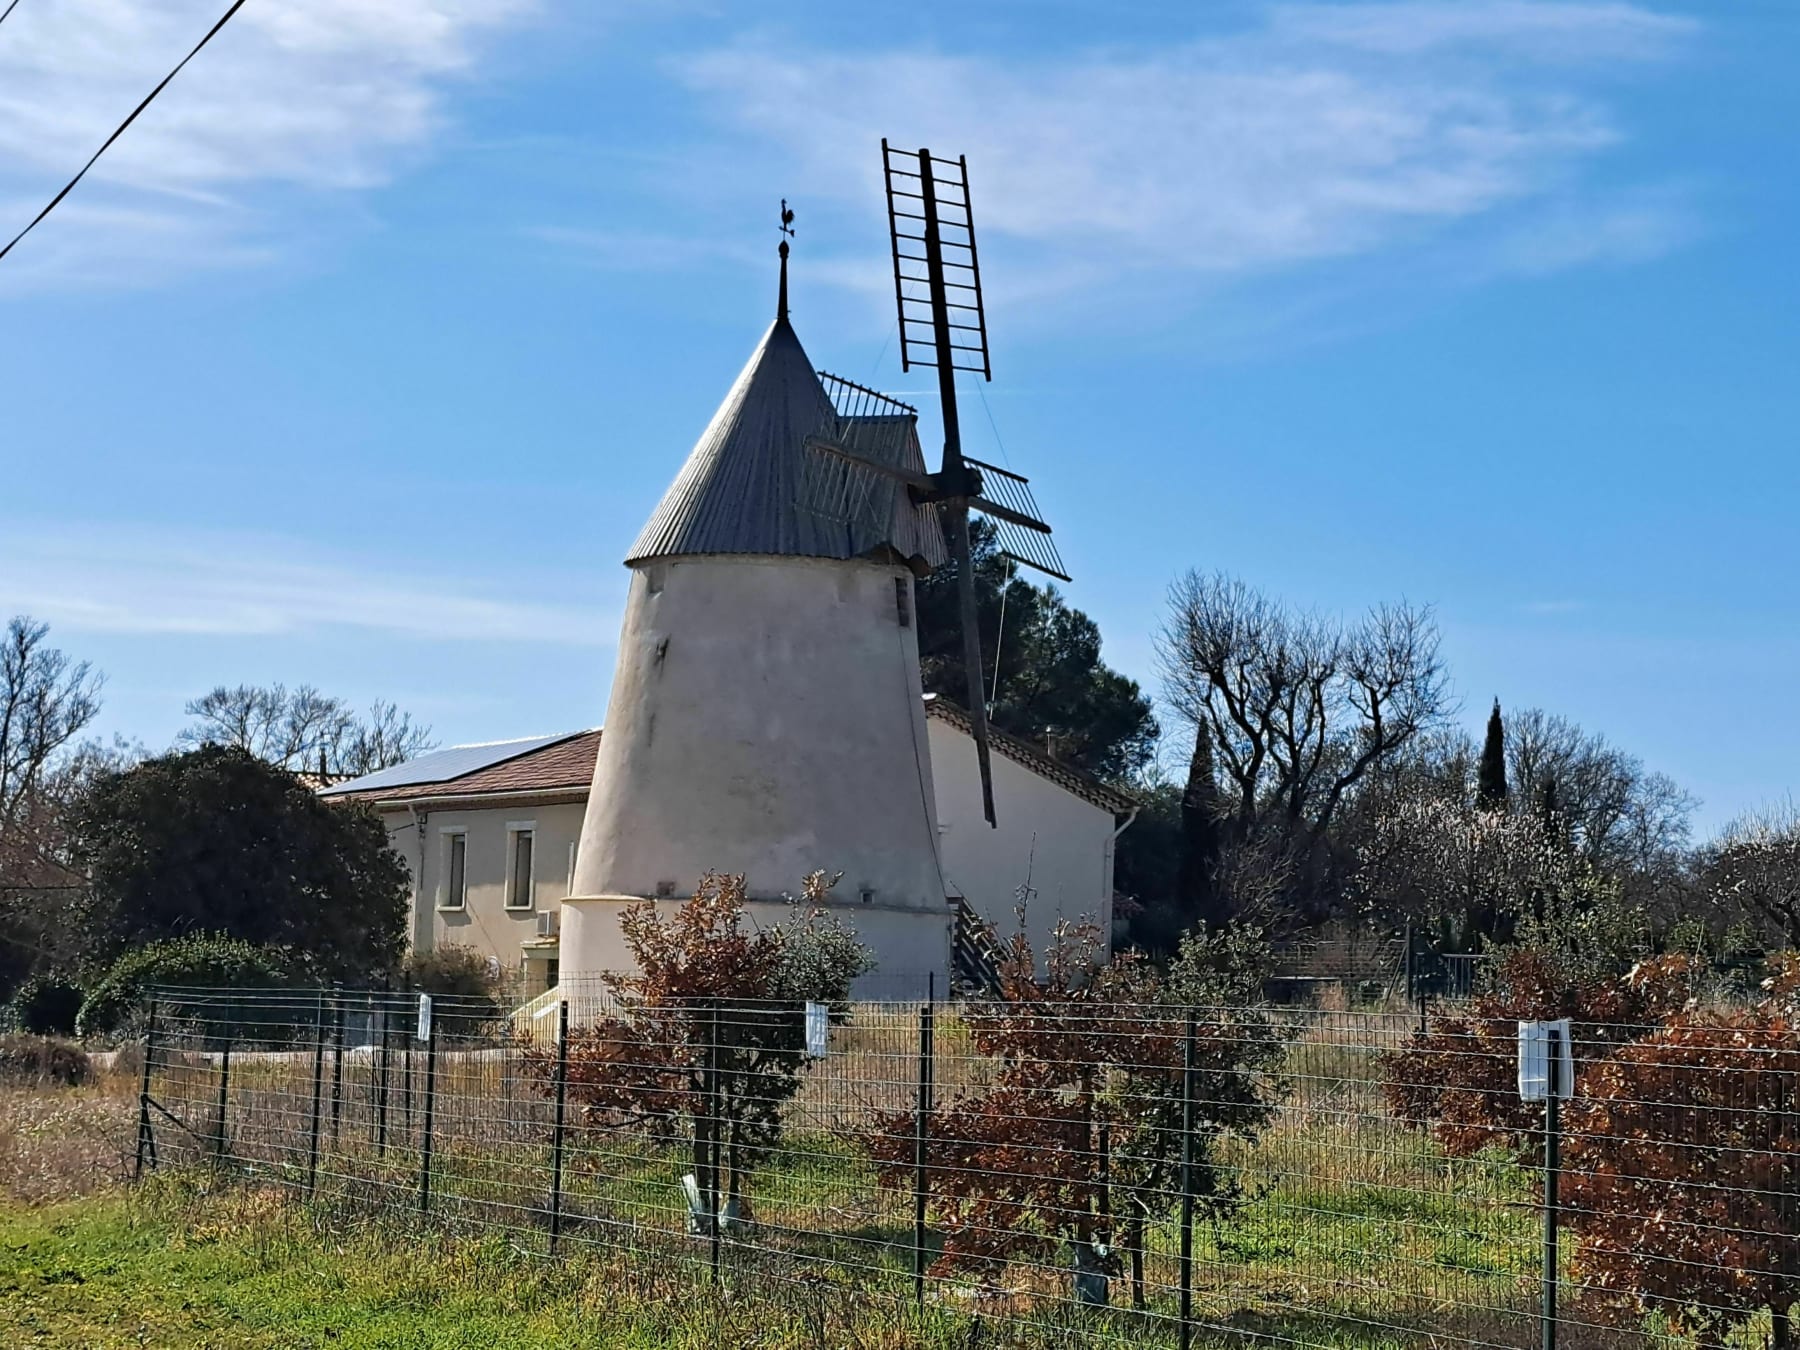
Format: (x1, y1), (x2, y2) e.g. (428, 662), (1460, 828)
(129, 980), (1800, 1350)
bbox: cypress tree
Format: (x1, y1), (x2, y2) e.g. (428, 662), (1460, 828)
(1178, 721), (1226, 931)
(1476, 699), (1508, 810)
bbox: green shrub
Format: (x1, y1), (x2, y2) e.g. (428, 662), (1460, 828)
(0, 1033), (93, 1086)
(11, 977), (85, 1037)
(76, 934), (296, 1040)
(402, 944), (501, 1000)
(401, 944), (504, 1038)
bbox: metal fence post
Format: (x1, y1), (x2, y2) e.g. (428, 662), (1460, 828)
(706, 1000), (722, 1282)
(307, 989), (327, 1195)
(329, 984), (345, 1147)
(376, 994), (390, 1156)
(914, 972), (935, 1306)
(419, 1001), (438, 1216)
(1180, 1009), (1196, 1350)
(549, 999), (569, 1256)
(1542, 1027), (1564, 1350)
(133, 995), (159, 1181)
(212, 1035), (233, 1162)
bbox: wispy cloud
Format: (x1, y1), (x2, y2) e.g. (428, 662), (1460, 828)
(0, 0), (536, 289)
(667, 2), (1697, 313)
(1268, 2), (1694, 59)
(1521, 599), (1587, 615)
(0, 522), (610, 645)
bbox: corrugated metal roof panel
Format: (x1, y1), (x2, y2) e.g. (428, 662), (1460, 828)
(627, 317), (946, 569)
(318, 732), (578, 797)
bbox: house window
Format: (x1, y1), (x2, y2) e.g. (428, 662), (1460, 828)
(506, 826), (535, 911)
(566, 840), (578, 894)
(441, 832), (467, 911)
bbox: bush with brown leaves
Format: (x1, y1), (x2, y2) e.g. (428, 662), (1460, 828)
(861, 922), (1280, 1300)
(525, 871), (869, 1211)
(1380, 947), (1699, 1163)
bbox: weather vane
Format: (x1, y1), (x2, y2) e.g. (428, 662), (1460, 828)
(776, 198), (795, 320)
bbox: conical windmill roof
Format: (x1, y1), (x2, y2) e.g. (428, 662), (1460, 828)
(627, 315), (945, 569)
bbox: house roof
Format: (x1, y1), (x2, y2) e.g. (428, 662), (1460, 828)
(324, 704), (1134, 817)
(921, 695), (1138, 815)
(322, 731), (600, 805)
(627, 314), (944, 570)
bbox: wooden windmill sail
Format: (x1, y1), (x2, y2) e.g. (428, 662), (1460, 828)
(803, 143), (1067, 827)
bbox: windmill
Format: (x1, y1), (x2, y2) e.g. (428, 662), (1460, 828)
(802, 143), (1067, 827)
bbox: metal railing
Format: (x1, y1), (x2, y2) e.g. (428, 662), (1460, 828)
(129, 980), (1800, 1350)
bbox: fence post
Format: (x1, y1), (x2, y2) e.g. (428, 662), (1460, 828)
(134, 995), (159, 1181)
(914, 972), (935, 1306)
(307, 989), (327, 1195)
(330, 984), (345, 1147)
(1179, 1010), (1196, 1350)
(401, 974), (415, 1135)
(706, 1000), (722, 1282)
(213, 1035), (233, 1162)
(1542, 1027), (1564, 1350)
(549, 999), (569, 1256)
(419, 999), (438, 1216)
(376, 993), (390, 1156)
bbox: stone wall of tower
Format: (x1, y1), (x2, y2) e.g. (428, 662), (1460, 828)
(561, 553), (950, 990)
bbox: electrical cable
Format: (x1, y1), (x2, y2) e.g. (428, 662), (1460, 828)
(0, 1), (22, 31)
(0, 0), (248, 264)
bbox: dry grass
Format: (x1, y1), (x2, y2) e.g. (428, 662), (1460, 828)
(0, 1070), (137, 1206)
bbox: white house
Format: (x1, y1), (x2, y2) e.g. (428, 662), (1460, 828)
(322, 702), (1133, 998)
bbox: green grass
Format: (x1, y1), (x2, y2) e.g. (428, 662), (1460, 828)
(0, 1169), (1561, 1350)
(1, 1180), (1002, 1349)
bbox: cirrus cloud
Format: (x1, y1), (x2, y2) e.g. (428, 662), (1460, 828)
(663, 2), (1698, 312)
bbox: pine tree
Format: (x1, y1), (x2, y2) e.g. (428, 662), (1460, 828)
(1178, 721), (1226, 931)
(1476, 699), (1508, 811)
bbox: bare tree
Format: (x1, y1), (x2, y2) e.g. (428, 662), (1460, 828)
(1506, 708), (1695, 873)
(0, 617), (103, 881)
(339, 700), (435, 777)
(180, 684), (434, 777)
(1156, 572), (1449, 864)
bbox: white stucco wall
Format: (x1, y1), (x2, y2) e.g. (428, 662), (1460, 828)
(926, 718), (1118, 962)
(566, 554), (950, 990)
(383, 800), (586, 972)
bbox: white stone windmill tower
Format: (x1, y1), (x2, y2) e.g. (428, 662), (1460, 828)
(561, 150), (1067, 992)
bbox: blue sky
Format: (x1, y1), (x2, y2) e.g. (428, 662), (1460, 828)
(1, 1), (1794, 837)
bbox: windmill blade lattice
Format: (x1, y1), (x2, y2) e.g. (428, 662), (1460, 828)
(883, 142), (991, 379)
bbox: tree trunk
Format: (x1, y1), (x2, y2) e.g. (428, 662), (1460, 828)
(1124, 1212), (1146, 1310)
(1773, 1303), (1792, 1350)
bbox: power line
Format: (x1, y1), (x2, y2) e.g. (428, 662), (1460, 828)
(0, 2), (22, 31)
(0, 0), (248, 264)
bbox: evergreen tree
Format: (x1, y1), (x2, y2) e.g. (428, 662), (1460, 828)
(915, 523), (1157, 781)
(67, 746), (409, 978)
(1178, 720), (1226, 931)
(1476, 699), (1508, 811)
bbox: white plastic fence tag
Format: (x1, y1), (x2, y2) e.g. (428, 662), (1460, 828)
(1517, 1018), (1573, 1101)
(804, 1001), (829, 1059)
(416, 993), (433, 1043)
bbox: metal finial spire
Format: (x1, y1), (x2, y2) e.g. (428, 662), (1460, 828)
(777, 198), (795, 321)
